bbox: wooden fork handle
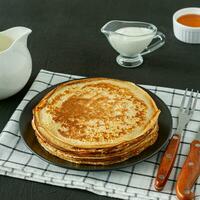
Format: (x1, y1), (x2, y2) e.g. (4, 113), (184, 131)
(176, 140), (200, 200)
(154, 133), (181, 191)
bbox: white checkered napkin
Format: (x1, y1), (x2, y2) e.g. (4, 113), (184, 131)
(0, 69), (199, 200)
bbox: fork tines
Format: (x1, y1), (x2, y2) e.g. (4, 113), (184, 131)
(179, 89), (199, 116)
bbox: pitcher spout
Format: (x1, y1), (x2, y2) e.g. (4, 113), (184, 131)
(1, 26), (32, 47)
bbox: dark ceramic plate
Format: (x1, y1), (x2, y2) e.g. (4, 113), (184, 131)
(19, 82), (172, 171)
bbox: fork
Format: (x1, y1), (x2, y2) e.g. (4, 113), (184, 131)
(154, 89), (199, 191)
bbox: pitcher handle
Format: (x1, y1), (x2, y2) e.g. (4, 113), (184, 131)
(141, 31), (165, 56)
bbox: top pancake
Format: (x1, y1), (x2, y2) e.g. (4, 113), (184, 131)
(33, 78), (160, 148)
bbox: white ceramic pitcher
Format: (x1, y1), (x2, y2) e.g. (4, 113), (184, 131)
(0, 26), (32, 100)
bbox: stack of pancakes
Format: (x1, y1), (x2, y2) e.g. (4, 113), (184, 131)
(32, 78), (160, 165)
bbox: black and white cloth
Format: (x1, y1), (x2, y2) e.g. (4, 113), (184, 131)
(0, 69), (199, 200)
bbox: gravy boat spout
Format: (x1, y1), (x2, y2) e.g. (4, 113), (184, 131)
(101, 21), (117, 36)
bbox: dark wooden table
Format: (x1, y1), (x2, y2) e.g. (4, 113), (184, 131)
(0, 0), (199, 199)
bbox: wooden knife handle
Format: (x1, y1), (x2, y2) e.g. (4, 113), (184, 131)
(154, 133), (181, 191)
(176, 140), (200, 200)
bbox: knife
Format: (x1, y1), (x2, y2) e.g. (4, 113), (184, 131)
(176, 130), (200, 200)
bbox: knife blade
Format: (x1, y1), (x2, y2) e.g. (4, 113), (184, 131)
(176, 130), (200, 200)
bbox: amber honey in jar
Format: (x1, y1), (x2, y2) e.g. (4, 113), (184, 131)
(173, 8), (200, 43)
(177, 14), (200, 27)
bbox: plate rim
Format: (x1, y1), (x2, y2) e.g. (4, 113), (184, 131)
(19, 79), (172, 171)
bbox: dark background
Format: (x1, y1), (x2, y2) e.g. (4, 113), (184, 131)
(0, 0), (199, 199)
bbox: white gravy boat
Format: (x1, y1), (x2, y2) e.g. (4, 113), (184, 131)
(0, 26), (32, 100)
(101, 21), (165, 68)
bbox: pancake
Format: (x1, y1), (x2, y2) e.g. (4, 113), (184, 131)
(32, 78), (160, 165)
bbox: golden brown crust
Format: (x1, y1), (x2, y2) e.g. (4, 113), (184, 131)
(32, 117), (158, 154)
(33, 78), (160, 148)
(36, 127), (158, 165)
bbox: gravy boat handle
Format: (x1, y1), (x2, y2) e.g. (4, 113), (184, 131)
(141, 31), (165, 55)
